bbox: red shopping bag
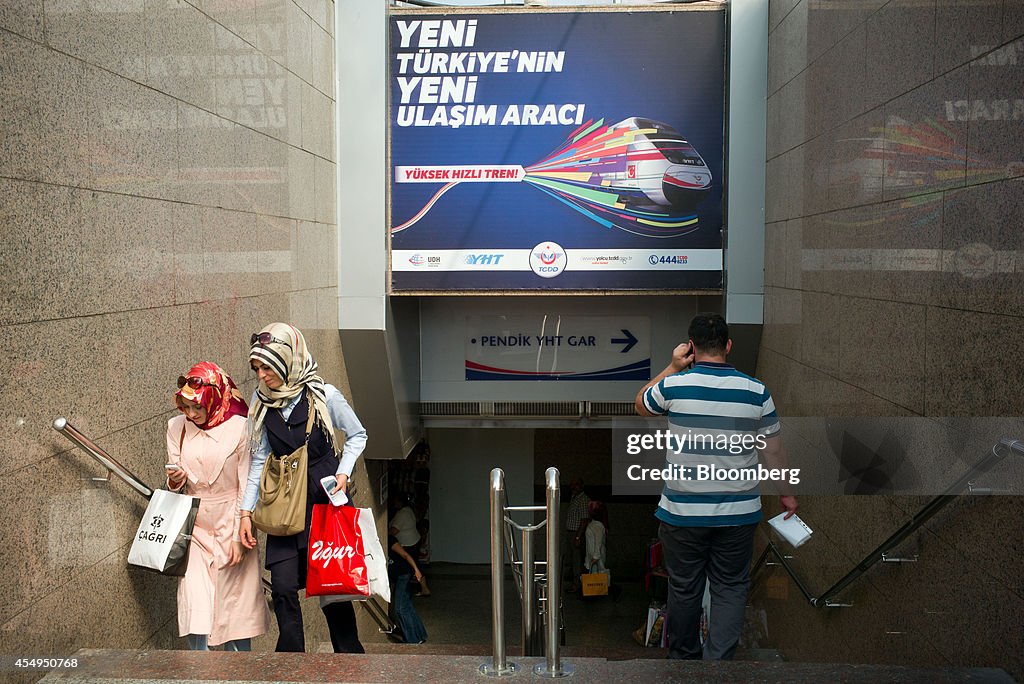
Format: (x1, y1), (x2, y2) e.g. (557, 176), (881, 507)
(306, 504), (370, 597)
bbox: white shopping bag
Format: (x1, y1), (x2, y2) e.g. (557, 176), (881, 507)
(127, 489), (199, 576)
(319, 507), (392, 605)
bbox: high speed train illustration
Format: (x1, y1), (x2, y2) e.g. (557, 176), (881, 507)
(525, 116), (713, 213)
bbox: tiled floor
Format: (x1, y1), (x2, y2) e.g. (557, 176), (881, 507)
(358, 563), (663, 659)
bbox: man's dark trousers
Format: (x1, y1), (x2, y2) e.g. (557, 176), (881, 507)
(658, 522), (758, 660)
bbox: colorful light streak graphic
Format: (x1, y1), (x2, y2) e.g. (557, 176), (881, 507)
(393, 117), (714, 239)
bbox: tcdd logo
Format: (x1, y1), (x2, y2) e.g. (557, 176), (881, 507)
(409, 254), (425, 266)
(465, 254), (505, 266)
(530, 242), (566, 278)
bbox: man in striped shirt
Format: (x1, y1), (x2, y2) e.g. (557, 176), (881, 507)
(635, 313), (797, 660)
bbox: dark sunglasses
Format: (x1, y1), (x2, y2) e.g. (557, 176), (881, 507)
(251, 332), (291, 348)
(177, 376), (216, 390)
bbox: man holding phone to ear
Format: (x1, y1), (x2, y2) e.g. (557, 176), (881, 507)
(635, 312), (797, 661)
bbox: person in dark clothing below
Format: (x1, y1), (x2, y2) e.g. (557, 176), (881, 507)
(239, 323), (368, 653)
(387, 533), (428, 644)
(636, 313), (797, 660)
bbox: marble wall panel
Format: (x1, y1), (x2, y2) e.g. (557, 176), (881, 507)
(881, 65), (969, 201)
(769, 0), (802, 33)
(285, 0), (313, 86)
(1004, 0), (1024, 42)
(764, 156), (786, 223)
(1, 316), (120, 472)
(254, 0), (287, 62)
(0, 0), (44, 40)
(145, 0), (217, 112)
(806, 0), (884, 68)
(296, 0), (329, 36)
(187, 297), (260, 380)
(965, 37), (1024, 182)
(254, 215), (296, 297)
(82, 66), (180, 200)
(301, 80), (334, 160)
(316, 286), (339, 334)
(769, 70), (808, 158)
(311, 21), (334, 99)
(0, 32), (91, 188)
(0, 179), (79, 326)
(285, 144), (316, 222)
(762, 286), (803, 362)
(869, 525), (1024, 675)
(836, 298), (927, 413)
(77, 191), (177, 315)
(800, 291), (840, 375)
(294, 221), (336, 290)
(935, 179), (1024, 317)
(768, 0), (808, 97)
(764, 221), (786, 288)
(784, 218), (804, 290)
(203, 0), (258, 46)
(44, 0), (148, 81)
(864, 0), (936, 111)
(314, 155), (336, 226)
(281, 71), (305, 149)
(822, 106), (885, 212)
(288, 288), (318, 332)
(924, 306), (1012, 417)
(175, 103), (263, 212)
(806, 23), (866, 139)
(934, 0), (1002, 76)
(802, 135), (832, 217)
(173, 204), (257, 301)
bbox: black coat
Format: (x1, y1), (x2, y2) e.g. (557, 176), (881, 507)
(263, 393), (339, 568)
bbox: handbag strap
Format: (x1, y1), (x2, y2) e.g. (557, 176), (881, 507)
(179, 423), (186, 452)
(303, 391), (316, 443)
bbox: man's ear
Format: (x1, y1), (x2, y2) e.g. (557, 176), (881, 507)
(725, 339), (733, 356)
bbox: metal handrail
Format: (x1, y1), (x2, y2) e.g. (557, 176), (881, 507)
(482, 468), (572, 678)
(53, 417), (153, 499)
(54, 418), (401, 635)
(752, 438), (1023, 607)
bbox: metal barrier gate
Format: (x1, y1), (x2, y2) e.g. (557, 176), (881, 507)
(482, 467), (573, 678)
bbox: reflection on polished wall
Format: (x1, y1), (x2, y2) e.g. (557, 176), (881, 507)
(759, 0), (1022, 677)
(0, 0), (360, 661)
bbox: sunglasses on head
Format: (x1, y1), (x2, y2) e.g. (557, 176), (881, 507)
(177, 376), (215, 390)
(251, 332), (291, 348)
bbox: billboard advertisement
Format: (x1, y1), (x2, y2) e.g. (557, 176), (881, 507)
(389, 8), (726, 292)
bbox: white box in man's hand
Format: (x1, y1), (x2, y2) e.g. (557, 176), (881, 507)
(767, 512), (813, 547)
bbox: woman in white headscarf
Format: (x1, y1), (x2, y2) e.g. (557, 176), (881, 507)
(238, 323), (368, 653)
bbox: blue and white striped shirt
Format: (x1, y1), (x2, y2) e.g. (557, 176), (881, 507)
(642, 361), (780, 527)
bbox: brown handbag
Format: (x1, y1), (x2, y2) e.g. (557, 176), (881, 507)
(252, 398), (315, 536)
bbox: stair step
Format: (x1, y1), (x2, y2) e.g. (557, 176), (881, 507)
(48, 648), (1012, 684)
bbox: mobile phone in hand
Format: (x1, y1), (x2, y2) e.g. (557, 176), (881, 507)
(320, 475), (349, 506)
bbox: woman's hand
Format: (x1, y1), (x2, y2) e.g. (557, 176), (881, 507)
(227, 541), (245, 567)
(334, 473), (349, 493)
(167, 467), (186, 490)
(239, 516), (257, 549)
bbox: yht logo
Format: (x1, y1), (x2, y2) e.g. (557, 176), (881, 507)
(464, 253), (505, 266)
(530, 242), (566, 279)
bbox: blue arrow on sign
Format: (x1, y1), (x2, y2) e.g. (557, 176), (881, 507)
(611, 329), (638, 354)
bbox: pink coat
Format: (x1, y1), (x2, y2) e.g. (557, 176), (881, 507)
(166, 414), (270, 645)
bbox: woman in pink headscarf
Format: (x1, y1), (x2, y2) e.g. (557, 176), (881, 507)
(166, 361), (270, 651)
